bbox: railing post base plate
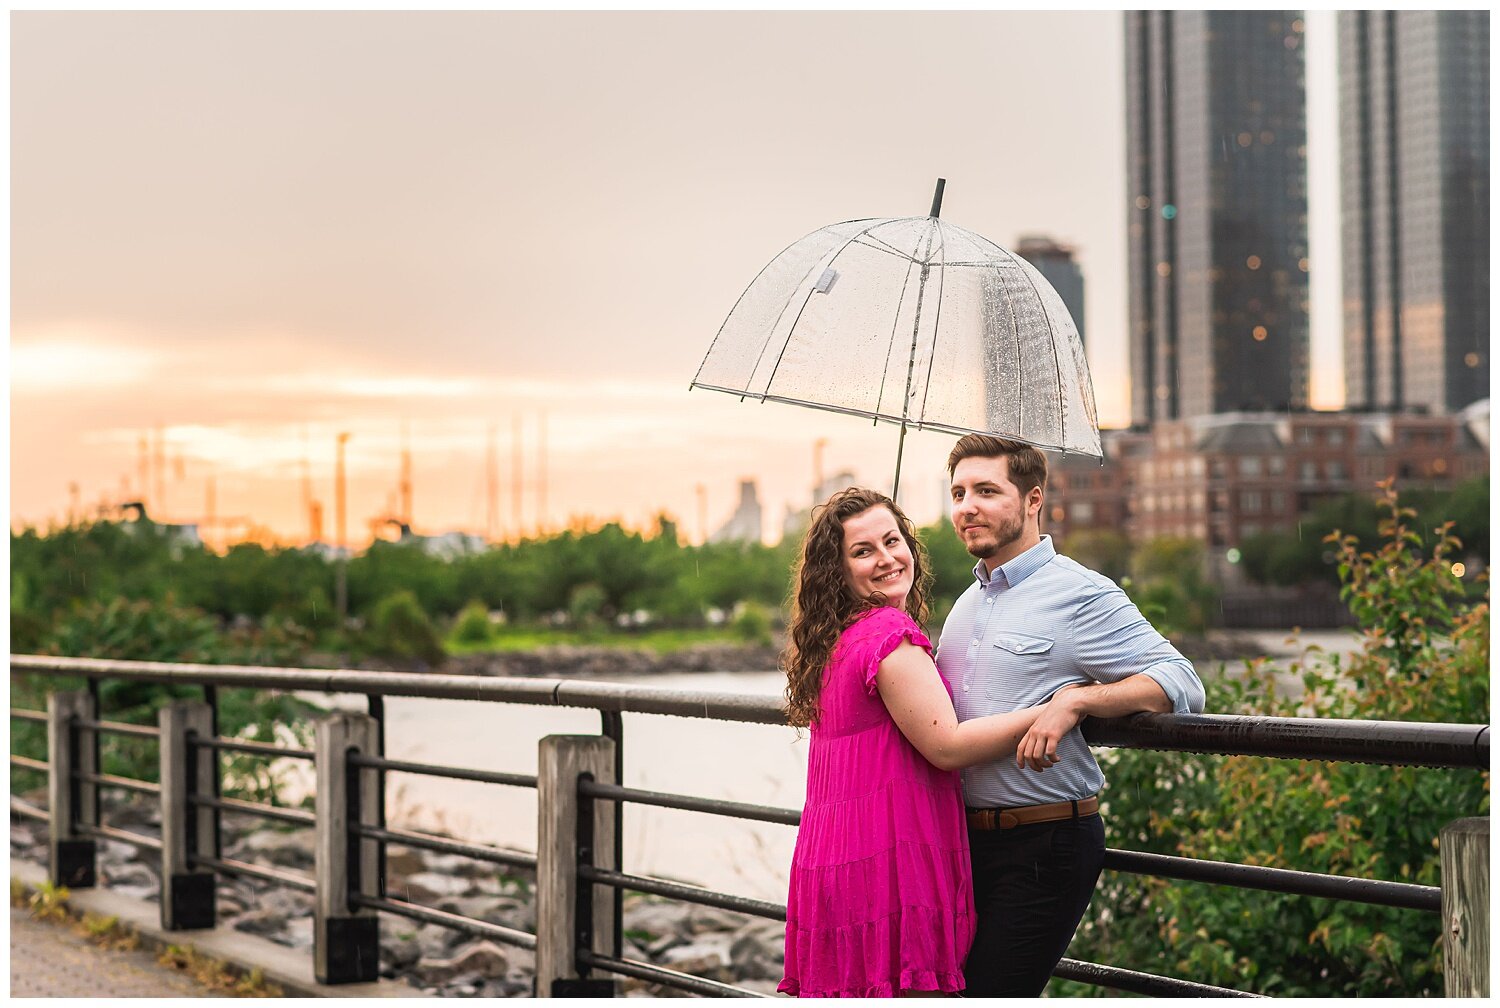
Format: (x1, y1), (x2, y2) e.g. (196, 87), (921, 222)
(166, 872), (217, 930)
(315, 916), (380, 984)
(51, 838), (96, 888)
(551, 978), (617, 997)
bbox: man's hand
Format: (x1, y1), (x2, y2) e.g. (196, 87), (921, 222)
(1016, 685), (1085, 772)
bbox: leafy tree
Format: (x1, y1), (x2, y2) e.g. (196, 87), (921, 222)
(1058, 483), (1488, 997)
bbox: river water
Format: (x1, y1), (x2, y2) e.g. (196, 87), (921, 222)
(300, 628), (1363, 904)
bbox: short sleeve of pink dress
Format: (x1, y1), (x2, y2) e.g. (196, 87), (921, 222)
(779, 606), (976, 997)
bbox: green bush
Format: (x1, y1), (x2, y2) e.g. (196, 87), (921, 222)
(451, 599), (494, 645)
(12, 597), (321, 801)
(366, 590), (446, 666)
(1058, 482), (1489, 997)
(731, 601), (774, 646)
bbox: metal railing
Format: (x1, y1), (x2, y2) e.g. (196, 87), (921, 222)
(9, 653), (1490, 997)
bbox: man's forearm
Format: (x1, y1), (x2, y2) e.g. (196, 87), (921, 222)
(1057, 673), (1171, 719)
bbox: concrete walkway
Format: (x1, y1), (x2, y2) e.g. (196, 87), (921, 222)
(10, 904), (226, 998)
(10, 859), (419, 998)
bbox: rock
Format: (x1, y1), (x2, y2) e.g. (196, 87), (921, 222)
(230, 908), (288, 937)
(385, 845), (425, 877)
(682, 905), (746, 936)
(729, 920), (784, 980)
(395, 871), (473, 903)
(281, 916), (314, 949)
(623, 900), (691, 941)
(239, 828), (317, 869)
(101, 864), (156, 890)
(661, 934), (735, 982)
(411, 941), (511, 985)
(413, 923), (457, 959)
(378, 918), (423, 971)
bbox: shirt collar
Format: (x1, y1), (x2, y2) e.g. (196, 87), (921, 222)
(973, 534), (1056, 590)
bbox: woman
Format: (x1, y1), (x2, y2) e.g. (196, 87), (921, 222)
(778, 487), (1049, 998)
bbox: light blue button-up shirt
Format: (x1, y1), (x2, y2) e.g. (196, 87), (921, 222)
(936, 534), (1205, 809)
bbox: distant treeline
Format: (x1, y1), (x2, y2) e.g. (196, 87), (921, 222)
(11, 478), (1483, 662)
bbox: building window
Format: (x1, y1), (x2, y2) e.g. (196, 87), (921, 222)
(1241, 492), (1263, 513)
(1327, 460), (1347, 480)
(1271, 492), (1287, 513)
(1327, 429), (1344, 447)
(1300, 460), (1318, 482)
(1073, 502), (1094, 523)
(1268, 456), (1286, 475)
(1238, 457), (1263, 477)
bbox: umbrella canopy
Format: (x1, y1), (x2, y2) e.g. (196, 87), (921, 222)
(692, 209), (1102, 478)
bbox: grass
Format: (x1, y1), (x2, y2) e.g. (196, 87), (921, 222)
(444, 624), (762, 656)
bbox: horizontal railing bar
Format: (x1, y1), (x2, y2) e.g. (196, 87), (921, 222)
(578, 780), (799, 826)
(10, 708), (47, 723)
(354, 824), (538, 872)
(192, 736), (314, 761)
(1083, 713), (1488, 770)
(1053, 956), (1264, 997)
(188, 794), (316, 827)
(10, 797), (48, 821)
(79, 822), (164, 853)
(10, 655), (781, 725)
(577, 950), (771, 998)
(579, 866), (785, 922)
(74, 771), (161, 796)
(1105, 848), (1441, 912)
(11, 755), (48, 773)
(12, 654), (1488, 769)
(74, 718), (160, 740)
(350, 893), (537, 950)
(349, 754), (537, 789)
(190, 854), (317, 894)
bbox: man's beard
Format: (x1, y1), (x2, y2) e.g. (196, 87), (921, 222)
(965, 514), (1024, 560)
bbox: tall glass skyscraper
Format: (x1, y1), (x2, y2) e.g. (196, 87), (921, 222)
(1015, 235), (1086, 347)
(1126, 12), (1310, 425)
(1339, 11), (1489, 414)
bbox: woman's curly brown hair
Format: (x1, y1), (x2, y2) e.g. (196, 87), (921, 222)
(782, 487), (932, 728)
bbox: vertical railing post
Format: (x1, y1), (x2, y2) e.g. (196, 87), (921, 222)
(47, 690), (96, 888)
(314, 712), (381, 984)
(1441, 817), (1489, 997)
(159, 701), (217, 929)
(536, 734), (617, 997)
(599, 710), (624, 958)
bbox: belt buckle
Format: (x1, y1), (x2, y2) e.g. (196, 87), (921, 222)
(998, 810), (1020, 829)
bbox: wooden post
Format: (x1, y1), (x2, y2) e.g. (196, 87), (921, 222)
(1441, 817), (1489, 997)
(159, 701), (217, 929)
(47, 690), (96, 888)
(535, 735), (617, 998)
(314, 712), (381, 984)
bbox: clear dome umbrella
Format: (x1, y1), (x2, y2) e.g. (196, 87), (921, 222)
(691, 180), (1101, 499)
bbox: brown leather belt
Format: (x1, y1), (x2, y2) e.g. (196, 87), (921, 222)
(966, 795), (1099, 831)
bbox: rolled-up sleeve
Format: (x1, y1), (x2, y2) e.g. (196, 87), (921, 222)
(1071, 586), (1206, 714)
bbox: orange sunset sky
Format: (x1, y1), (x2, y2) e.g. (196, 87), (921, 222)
(11, 12), (1346, 547)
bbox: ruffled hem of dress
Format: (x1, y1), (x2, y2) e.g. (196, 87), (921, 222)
(777, 968), (966, 998)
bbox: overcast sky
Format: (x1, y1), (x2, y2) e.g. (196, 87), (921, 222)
(11, 11), (1342, 543)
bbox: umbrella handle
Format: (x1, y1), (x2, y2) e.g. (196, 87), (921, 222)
(929, 178), (946, 219)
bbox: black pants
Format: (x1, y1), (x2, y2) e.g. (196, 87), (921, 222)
(962, 813), (1106, 997)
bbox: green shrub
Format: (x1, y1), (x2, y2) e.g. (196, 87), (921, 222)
(366, 590), (446, 666)
(451, 599), (494, 646)
(731, 601), (774, 646)
(1058, 482), (1489, 997)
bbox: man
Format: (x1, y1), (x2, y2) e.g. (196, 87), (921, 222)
(936, 434), (1205, 997)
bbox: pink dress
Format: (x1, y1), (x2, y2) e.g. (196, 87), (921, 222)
(779, 606), (976, 997)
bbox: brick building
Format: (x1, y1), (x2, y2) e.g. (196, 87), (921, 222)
(1048, 407), (1489, 582)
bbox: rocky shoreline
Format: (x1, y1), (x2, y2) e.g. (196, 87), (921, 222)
(9, 801), (784, 997)
(334, 629), (1266, 680)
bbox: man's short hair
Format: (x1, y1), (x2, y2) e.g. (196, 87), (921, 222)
(946, 434), (1048, 497)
